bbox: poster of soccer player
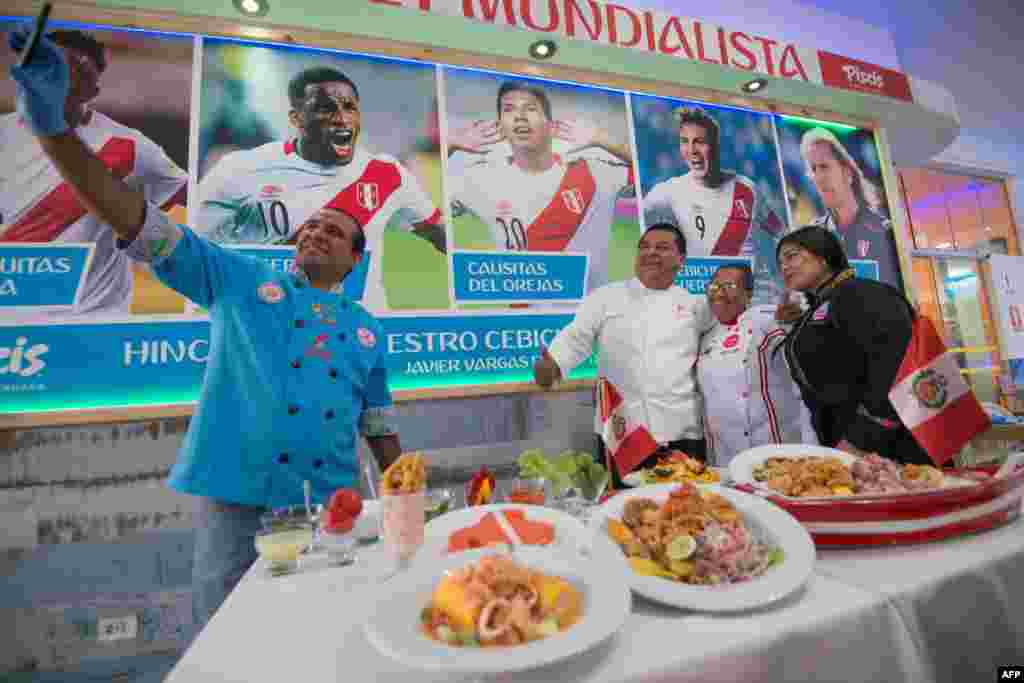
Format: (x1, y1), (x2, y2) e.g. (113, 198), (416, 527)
(195, 38), (447, 313)
(631, 95), (788, 304)
(0, 21), (192, 320)
(442, 69), (639, 306)
(776, 118), (904, 289)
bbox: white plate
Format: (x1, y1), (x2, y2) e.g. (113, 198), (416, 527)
(729, 443), (977, 499)
(421, 503), (625, 566)
(622, 466), (729, 488)
(591, 483), (815, 612)
(729, 443), (857, 493)
(363, 545), (632, 674)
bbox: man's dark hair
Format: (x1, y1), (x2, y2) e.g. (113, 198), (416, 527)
(47, 30), (107, 73)
(288, 67), (359, 109)
(712, 264), (754, 292)
(641, 222), (687, 256)
(496, 81), (552, 121)
(675, 106), (722, 183)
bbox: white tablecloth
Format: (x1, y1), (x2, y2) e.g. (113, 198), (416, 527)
(164, 525), (1008, 683)
(815, 515), (1024, 683)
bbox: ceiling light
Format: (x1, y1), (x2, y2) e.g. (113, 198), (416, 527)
(741, 78), (767, 93)
(234, 0), (269, 17)
(529, 40), (557, 60)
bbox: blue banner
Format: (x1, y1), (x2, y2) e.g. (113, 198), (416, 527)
(0, 313), (596, 413)
(451, 251), (588, 304)
(226, 245), (370, 301)
(0, 244), (93, 308)
(675, 256), (755, 295)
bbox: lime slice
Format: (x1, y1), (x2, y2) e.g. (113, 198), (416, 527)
(666, 535), (696, 561)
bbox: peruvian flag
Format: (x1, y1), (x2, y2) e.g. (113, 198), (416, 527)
(888, 315), (991, 465)
(599, 378), (658, 477)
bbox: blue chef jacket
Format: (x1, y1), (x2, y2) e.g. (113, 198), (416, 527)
(121, 203), (393, 508)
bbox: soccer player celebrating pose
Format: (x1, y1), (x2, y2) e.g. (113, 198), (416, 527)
(196, 66), (446, 311)
(446, 81), (635, 294)
(642, 107), (784, 260)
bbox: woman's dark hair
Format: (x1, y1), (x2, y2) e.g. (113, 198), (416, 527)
(776, 225), (850, 274)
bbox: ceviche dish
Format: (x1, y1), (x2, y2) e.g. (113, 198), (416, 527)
(606, 483), (783, 585)
(752, 453), (955, 498)
(632, 451), (720, 485)
(421, 555), (582, 647)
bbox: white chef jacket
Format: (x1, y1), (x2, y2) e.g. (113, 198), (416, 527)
(697, 304), (816, 466)
(547, 277), (715, 443)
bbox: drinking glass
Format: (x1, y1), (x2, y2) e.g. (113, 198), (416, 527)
(256, 507), (314, 576)
(380, 489), (426, 572)
(501, 477), (549, 506)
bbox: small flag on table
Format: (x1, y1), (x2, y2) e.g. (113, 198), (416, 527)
(888, 315), (991, 466)
(599, 377), (658, 477)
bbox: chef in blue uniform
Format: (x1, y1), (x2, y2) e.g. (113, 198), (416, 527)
(7, 29), (405, 629)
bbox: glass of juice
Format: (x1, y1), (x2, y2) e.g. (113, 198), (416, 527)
(254, 523), (314, 576)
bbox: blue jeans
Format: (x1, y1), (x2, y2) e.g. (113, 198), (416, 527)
(191, 497), (266, 635)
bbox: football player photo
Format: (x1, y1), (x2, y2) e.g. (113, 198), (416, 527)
(0, 23), (191, 320)
(195, 39), (447, 312)
(632, 97), (789, 305)
(443, 70), (640, 295)
(777, 119), (903, 288)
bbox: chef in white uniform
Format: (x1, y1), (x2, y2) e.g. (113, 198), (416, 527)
(697, 264), (815, 466)
(534, 223), (715, 487)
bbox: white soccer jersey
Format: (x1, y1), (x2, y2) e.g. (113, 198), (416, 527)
(643, 172), (779, 258)
(448, 153), (632, 293)
(0, 110), (187, 316)
(196, 142), (441, 312)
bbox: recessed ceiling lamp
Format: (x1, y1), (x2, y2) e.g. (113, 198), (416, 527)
(529, 39), (557, 60)
(234, 0), (269, 17)
(741, 78), (767, 93)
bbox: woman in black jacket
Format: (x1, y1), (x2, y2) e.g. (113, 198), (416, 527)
(777, 225), (931, 465)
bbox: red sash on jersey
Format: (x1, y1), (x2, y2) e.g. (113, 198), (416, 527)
(2, 138), (136, 242)
(711, 180), (754, 256)
(323, 159), (404, 226)
(525, 159), (597, 252)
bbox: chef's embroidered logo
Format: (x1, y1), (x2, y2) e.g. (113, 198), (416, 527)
(812, 302), (830, 321)
(561, 188), (584, 215)
(257, 282), (284, 304)
(357, 327), (376, 348)
(148, 223), (181, 260)
(911, 369), (948, 409)
(612, 414), (626, 440)
(312, 302), (337, 325)
(722, 334), (740, 350)
(858, 239), (871, 258)
(305, 333), (331, 361)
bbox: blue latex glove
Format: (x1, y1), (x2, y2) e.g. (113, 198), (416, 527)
(8, 26), (70, 136)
